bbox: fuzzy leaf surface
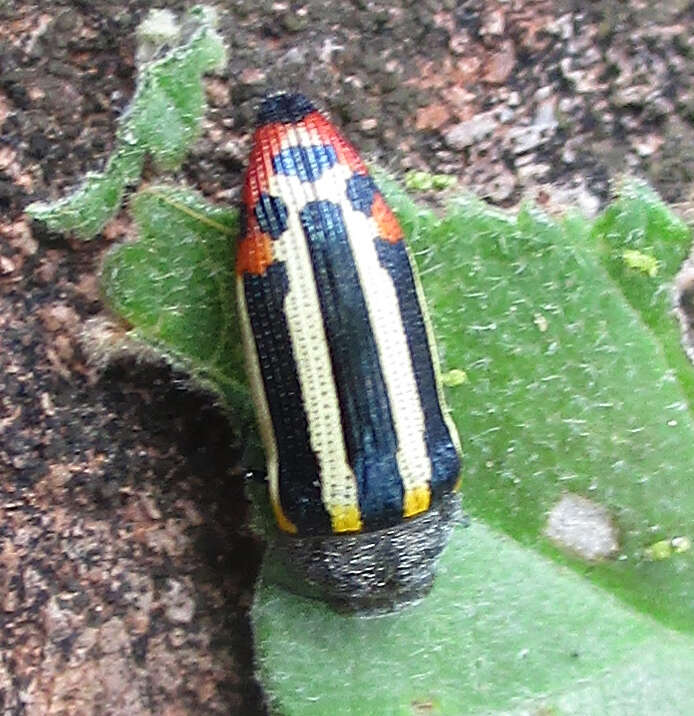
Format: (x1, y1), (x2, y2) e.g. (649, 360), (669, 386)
(92, 174), (694, 712)
(254, 520), (694, 715)
(101, 184), (252, 428)
(591, 178), (694, 406)
(253, 180), (694, 714)
(26, 6), (226, 239)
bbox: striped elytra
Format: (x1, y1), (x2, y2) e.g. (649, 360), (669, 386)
(236, 92), (462, 609)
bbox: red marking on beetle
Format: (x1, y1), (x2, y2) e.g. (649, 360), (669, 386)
(243, 122), (292, 206)
(238, 98), (402, 275)
(237, 122), (293, 277)
(306, 111), (368, 174)
(372, 193), (404, 243)
(302, 111), (401, 243)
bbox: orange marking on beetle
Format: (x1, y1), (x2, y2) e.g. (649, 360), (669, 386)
(254, 122), (290, 149)
(236, 231), (274, 276)
(372, 193), (404, 243)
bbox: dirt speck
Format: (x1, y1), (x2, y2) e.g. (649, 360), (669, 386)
(545, 493), (620, 561)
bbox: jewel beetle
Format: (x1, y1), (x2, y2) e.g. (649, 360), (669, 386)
(237, 92), (462, 611)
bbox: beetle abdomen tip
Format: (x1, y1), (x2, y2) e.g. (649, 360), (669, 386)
(263, 492), (463, 614)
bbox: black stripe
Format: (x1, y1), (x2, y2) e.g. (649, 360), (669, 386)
(257, 92), (315, 126)
(299, 200), (404, 529)
(255, 193), (289, 239)
(346, 173), (378, 215)
(244, 265), (331, 534)
(375, 239), (460, 499)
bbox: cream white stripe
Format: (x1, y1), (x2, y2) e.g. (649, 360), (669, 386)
(267, 164), (360, 523)
(338, 199), (433, 496)
(273, 160), (432, 497)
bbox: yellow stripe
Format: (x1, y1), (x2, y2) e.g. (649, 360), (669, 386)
(403, 485), (431, 518)
(330, 504), (363, 533)
(272, 500), (299, 534)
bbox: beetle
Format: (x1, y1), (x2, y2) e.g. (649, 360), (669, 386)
(236, 91), (462, 612)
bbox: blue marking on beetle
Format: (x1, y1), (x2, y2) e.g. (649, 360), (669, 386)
(299, 200), (405, 528)
(375, 239), (461, 498)
(257, 92), (315, 125)
(255, 193), (288, 239)
(346, 173), (378, 216)
(244, 263), (331, 534)
(273, 145), (338, 183)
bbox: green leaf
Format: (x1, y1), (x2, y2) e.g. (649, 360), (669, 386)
(125, 8), (226, 171)
(26, 5), (226, 239)
(253, 520), (694, 715)
(251, 182), (694, 714)
(73, 168), (694, 711)
(101, 184), (253, 429)
(25, 147), (144, 240)
(381, 186), (694, 634)
(591, 177), (694, 407)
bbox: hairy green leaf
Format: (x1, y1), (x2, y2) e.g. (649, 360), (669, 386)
(101, 184), (253, 429)
(97, 174), (694, 711)
(254, 520), (694, 715)
(591, 178), (694, 407)
(397, 190), (694, 633)
(26, 5), (226, 239)
(26, 147), (145, 240)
